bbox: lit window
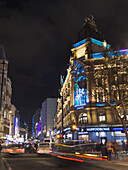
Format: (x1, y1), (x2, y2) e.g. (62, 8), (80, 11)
(79, 113), (87, 124)
(99, 115), (105, 122)
(99, 112), (106, 122)
(4, 111), (6, 118)
(126, 109), (128, 121)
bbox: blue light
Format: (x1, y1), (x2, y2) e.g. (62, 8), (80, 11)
(96, 103), (106, 106)
(93, 49), (128, 59)
(14, 117), (19, 136)
(91, 38), (109, 49)
(112, 127), (128, 131)
(74, 39), (86, 48)
(93, 53), (104, 59)
(86, 127), (110, 132)
(76, 76), (87, 82)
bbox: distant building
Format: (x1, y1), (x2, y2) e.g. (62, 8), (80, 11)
(32, 108), (41, 139)
(40, 98), (57, 140)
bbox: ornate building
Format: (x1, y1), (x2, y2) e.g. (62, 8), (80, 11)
(0, 45), (12, 139)
(56, 17), (128, 143)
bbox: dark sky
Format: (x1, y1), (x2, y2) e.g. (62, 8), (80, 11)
(0, 0), (128, 122)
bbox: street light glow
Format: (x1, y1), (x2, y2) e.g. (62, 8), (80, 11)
(72, 124), (77, 130)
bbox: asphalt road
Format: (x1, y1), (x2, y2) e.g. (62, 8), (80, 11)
(2, 153), (109, 170)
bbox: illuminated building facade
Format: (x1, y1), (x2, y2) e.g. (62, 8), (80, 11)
(56, 17), (128, 143)
(32, 108), (41, 139)
(40, 98), (57, 140)
(9, 104), (16, 137)
(0, 45), (12, 140)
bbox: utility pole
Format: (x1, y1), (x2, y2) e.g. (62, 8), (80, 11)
(60, 75), (64, 143)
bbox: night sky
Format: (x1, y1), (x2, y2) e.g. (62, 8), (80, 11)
(0, 0), (127, 122)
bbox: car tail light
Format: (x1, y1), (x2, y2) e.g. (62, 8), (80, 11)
(49, 148), (52, 152)
(37, 149), (39, 153)
(16, 148), (24, 153)
(6, 149), (13, 153)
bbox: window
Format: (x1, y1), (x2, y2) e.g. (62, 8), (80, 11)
(4, 111), (6, 118)
(99, 115), (105, 122)
(79, 113), (87, 124)
(99, 112), (106, 122)
(127, 110), (128, 121)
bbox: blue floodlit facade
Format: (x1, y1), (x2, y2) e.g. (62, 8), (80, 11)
(56, 35), (128, 144)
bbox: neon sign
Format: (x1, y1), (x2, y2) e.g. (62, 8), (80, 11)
(86, 127), (110, 132)
(14, 117), (19, 136)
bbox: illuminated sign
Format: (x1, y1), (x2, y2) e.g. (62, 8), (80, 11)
(14, 117), (19, 136)
(78, 132), (88, 135)
(112, 127), (128, 131)
(75, 106), (84, 110)
(96, 103), (106, 106)
(64, 127), (71, 132)
(38, 120), (41, 133)
(74, 83), (87, 107)
(86, 127), (110, 132)
(76, 47), (86, 58)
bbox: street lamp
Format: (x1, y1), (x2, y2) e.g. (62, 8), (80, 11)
(72, 124), (77, 131)
(60, 75), (64, 143)
(72, 124), (77, 140)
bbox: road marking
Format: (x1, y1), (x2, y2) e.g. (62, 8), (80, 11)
(36, 161), (57, 167)
(116, 162), (128, 166)
(2, 158), (12, 170)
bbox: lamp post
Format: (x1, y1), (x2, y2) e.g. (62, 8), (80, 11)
(60, 75), (64, 143)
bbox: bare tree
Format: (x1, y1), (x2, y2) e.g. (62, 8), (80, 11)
(93, 49), (128, 144)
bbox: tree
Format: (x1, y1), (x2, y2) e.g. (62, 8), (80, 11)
(93, 49), (128, 144)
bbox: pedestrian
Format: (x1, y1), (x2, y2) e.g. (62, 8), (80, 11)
(34, 142), (38, 151)
(106, 140), (113, 161)
(121, 140), (126, 152)
(0, 143), (2, 154)
(96, 142), (102, 152)
(112, 140), (118, 158)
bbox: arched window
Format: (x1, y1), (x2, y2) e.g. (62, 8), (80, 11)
(79, 113), (87, 124)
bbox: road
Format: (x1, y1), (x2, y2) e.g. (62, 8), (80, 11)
(2, 153), (108, 170)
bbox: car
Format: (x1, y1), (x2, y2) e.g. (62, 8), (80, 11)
(37, 142), (52, 155)
(1, 144), (25, 154)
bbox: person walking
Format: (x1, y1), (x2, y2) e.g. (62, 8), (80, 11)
(121, 140), (126, 152)
(112, 140), (118, 159)
(106, 140), (113, 161)
(0, 143), (2, 154)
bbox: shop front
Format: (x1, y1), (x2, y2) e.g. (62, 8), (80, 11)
(112, 127), (128, 144)
(86, 127), (113, 143)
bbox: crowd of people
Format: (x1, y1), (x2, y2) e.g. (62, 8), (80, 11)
(96, 140), (127, 161)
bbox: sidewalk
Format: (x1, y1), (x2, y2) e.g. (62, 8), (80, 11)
(0, 155), (6, 170)
(84, 152), (128, 170)
(90, 157), (128, 170)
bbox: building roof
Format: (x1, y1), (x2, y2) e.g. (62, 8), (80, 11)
(77, 15), (104, 42)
